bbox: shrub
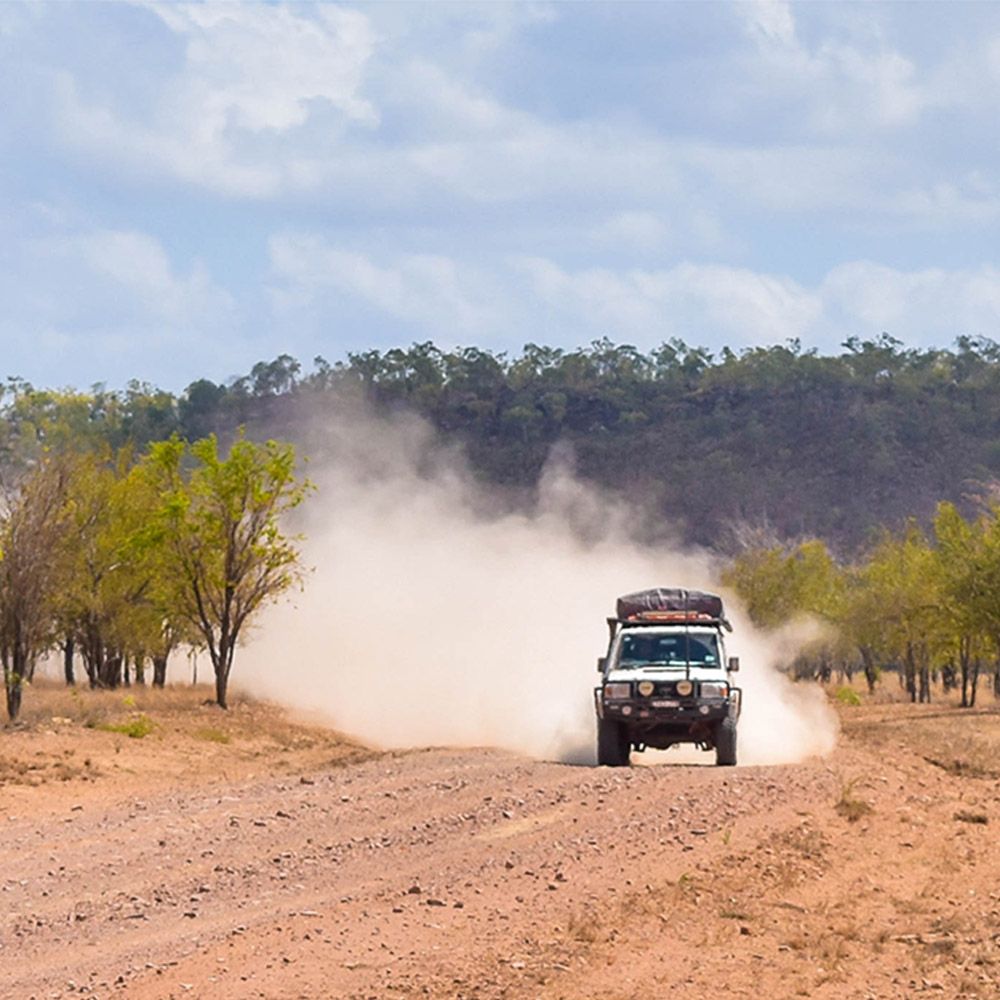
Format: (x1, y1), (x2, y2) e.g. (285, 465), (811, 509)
(834, 686), (861, 706)
(94, 714), (157, 739)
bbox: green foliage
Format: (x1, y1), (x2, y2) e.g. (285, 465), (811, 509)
(146, 430), (311, 708)
(834, 686), (862, 706)
(5, 336), (1000, 553)
(94, 713), (157, 739)
(723, 539), (843, 629)
(9, 337), (1000, 714)
(0, 452), (77, 719)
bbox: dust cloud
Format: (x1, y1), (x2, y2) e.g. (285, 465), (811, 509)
(237, 409), (838, 766)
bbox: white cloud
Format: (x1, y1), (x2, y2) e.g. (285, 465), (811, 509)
(591, 211), (670, 251)
(24, 0), (996, 238)
(744, 0), (797, 49)
(514, 256), (820, 346)
(268, 234), (1000, 354)
(739, 1), (924, 132)
(0, 224), (239, 387)
(39, 228), (233, 328)
(268, 232), (506, 338)
(821, 261), (1000, 338)
(150, 3), (376, 130)
(6, 0), (1000, 390)
(51, 3), (377, 197)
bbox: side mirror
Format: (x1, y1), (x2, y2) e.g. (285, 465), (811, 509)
(597, 656), (607, 673)
(728, 656), (740, 673)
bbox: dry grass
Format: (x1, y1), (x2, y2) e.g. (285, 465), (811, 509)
(0, 750), (97, 786)
(566, 910), (602, 943)
(193, 727), (232, 744)
(838, 697), (1000, 782)
(91, 713), (158, 738)
(835, 778), (874, 822)
(0, 679), (372, 793)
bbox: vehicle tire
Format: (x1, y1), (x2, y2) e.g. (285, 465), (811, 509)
(597, 718), (631, 767)
(714, 716), (737, 767)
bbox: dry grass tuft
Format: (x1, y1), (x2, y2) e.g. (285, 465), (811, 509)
(193, 727), (232, 744)
(91, 713), (157, 739)
(835, 778), (873, 822)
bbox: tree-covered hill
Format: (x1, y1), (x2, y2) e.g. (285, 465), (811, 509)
(7, 333), (1000, 553)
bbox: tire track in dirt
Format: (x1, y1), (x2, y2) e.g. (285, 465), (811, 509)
(6, 704), (1000, 1000)
(3, 746), (840, 1000)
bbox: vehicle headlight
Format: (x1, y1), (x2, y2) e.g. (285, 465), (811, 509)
(604, 683), (631, 699)
(700, 682), (728, 699)
(676, 680), (693, 697)
(637, 681), (655, 697)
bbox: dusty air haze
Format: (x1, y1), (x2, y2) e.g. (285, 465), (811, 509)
(239, 409), (838, 765)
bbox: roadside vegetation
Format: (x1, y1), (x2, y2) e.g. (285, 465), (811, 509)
(0, 415), (310, 719)
(6, 333), (1000, 718)
(722, 501), (1000, 706)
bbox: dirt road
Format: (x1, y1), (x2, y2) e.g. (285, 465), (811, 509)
(3, 688), (1000, 1000)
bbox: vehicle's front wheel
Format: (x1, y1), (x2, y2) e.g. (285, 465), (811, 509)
(714, 716), (737, 766)
(597, 717), (631, 767)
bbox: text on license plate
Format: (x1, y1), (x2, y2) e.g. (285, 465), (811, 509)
(651, 699), (680, 708)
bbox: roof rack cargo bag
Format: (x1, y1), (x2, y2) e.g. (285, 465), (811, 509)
(615, 588), (724, 621)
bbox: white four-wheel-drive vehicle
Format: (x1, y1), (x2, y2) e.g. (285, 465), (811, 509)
(595, 588), (742, 767)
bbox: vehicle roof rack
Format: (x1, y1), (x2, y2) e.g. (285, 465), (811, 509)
(606, 613), (732, 642)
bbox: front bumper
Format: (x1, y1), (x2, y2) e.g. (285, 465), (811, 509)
(594, 683), (741, 723)
(597, 697), (731, 724)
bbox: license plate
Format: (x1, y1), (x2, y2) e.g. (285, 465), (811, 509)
(651, 699), (680, 708)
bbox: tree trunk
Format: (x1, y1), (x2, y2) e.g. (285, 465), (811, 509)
(99, 650), (122, 690)
(4, 646), (28, 721)
(5, 673), (22, 720)
(63, 637), (75, 687)
(970, 657), (980, 707)
(133, 657), (145, 686)
(860, 647), (878, 694)
(960, 636), (971, 707)
(904, 643), (917, 703)
(81, 625), (102, 689)
(215, 670), (228, 709)
(152, 655), (167, 688)
(918, 643), (931, 704)
(213, 637), (236, 709)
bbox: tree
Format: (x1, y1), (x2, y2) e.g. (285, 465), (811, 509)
(147, 432), (310, 708)
(56, 450), (166, 690)
(862, 524), (940, 702)
(0, 454), (74, 719)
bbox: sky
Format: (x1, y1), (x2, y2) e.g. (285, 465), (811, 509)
(4, 1), (1000, 392)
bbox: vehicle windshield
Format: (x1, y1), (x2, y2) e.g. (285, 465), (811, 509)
(617, 631), (720, 668)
